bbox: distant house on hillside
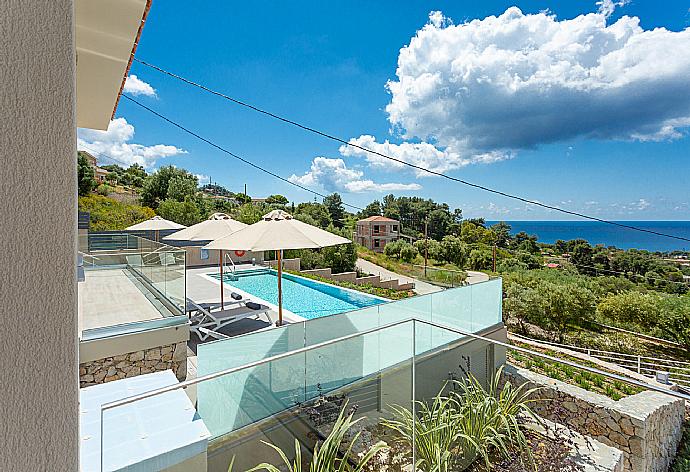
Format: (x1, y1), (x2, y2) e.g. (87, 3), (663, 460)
(356, 216), (400, 252)
(205, 194), (239, 205)
(80, 150), (108, 183)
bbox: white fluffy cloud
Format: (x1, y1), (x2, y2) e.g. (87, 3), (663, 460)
(288, 157), (422, 193)
(340, 135), (511, 176)
(78, 118), (185, 169)
(385, 6), (690, 161)
(123, 75), (157, 97)
(596, 0), (629, 18)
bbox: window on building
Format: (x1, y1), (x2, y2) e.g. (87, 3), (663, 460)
(374, 239), (380, 248)
(392, 225), (398, 232)
(373, 225), (380, 234)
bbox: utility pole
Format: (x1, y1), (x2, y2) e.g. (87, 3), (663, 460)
(244, 183), (247, 198)
(492, 245), (497, 273)
(424, 219), (429, 277)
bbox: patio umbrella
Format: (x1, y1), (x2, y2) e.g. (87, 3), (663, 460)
(204, 209), (350, 326)
(126, 216), (186, 241)
(164, 213), (248, 308)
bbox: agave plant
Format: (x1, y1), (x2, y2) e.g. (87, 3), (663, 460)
(382, 366), (540, 472)
(452, 365), (541, 470)
(382, 392), (465, 472)
(246, 402), (387, 472)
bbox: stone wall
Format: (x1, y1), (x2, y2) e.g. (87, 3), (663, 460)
(265, 257), (301, 271)
(505, 364), (684, 472)
(300, 268), (415, 291)
(79, 342), (187, 388)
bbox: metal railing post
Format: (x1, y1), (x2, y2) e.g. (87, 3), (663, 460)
(411, 319), (416, 469)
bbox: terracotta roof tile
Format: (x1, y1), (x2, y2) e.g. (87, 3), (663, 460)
(357, 216), (399, 222)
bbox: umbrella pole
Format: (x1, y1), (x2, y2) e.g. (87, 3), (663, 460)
(277, 249), (283, 326)
(219, 249), (224, 308)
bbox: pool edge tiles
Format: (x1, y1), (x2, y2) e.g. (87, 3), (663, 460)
(208, 268), (387, 320)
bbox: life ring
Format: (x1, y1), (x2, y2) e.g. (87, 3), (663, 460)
(234, 250), (246, 257)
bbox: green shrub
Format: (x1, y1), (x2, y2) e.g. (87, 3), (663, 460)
(596, 291), (662, 328)
(298, 249), (326, 270)
(246, 403), (386, 472)
(78, 195), (155, 231)
(597, 291), (690, 348)
(383, 367), (538, 471)
(399, 242), (418, 263)
(384, 240), (403, 258)
(468, 248), (492, 270)
(322, 242), (357, 273)
(439, 235), (468, 267)
(414, 239), (443, 260)
(156, 197), (202, 226)
(95, 183), (111, 196)
(77, 152), (96, 196)
(383, 240), (418, 263)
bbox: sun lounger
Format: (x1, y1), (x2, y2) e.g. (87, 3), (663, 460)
(185, 292), (244, 314)
(188, 300), (272, 341)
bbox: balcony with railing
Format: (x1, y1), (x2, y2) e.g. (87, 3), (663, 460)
(79, 234), (186, 340)
(88, 278), (690, 472)
(78, 234), (189, 388)
(90, 279), (507, 471)
(84, 276), (690, 471)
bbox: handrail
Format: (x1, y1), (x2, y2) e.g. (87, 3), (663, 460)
(98, 316), (690, 470)
(224, 251), (236, 275)
(101, 319), (690, 414)
(511, 333), (690, 368)
(101, 317), (412, 413)
(411, 264), (467, 275)
(510, 332), (690, 386)
(591, 320), (684, 348)
(420, 320), (690, 401)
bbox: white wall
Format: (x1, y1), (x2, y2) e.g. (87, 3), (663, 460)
(0, 1), (78, 470)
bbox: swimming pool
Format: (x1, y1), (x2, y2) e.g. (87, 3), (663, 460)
(208, 269), (386, 319)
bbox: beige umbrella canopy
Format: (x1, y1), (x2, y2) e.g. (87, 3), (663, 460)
(126, 216), (186, 241)
(164, 213), (248, 308)
(163, 213), (247, 242)
(205, 209), (351, 325)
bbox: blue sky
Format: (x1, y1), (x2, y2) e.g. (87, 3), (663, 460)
(79, 0), (690, 220)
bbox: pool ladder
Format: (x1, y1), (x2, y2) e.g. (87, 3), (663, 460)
(224, 252), (239, 281)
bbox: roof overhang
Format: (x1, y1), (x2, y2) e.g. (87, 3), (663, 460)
(76, 0), (151, 130)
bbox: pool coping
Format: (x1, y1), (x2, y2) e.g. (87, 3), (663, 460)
(277, 269), (391, 303)
(199, 267), (390, 323)
(198, 272), (306, 323)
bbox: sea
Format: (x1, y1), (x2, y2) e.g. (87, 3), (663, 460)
(485, 221), (690, 253)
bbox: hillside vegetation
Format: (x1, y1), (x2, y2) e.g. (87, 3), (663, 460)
(78, 195), (154, 231)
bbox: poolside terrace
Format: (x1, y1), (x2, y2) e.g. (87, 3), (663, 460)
(88, 279), (508, 470)
(78, 234), (190, 386)
(78, 268), (174, 336)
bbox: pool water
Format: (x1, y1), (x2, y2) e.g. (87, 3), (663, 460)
(209, 269), (386, 319)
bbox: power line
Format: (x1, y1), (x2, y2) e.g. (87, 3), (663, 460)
(80, 142), (358, 221)
(121, 94), (364, 212)
(132, 57), (690, 245)
(78, 145), (135, 168)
